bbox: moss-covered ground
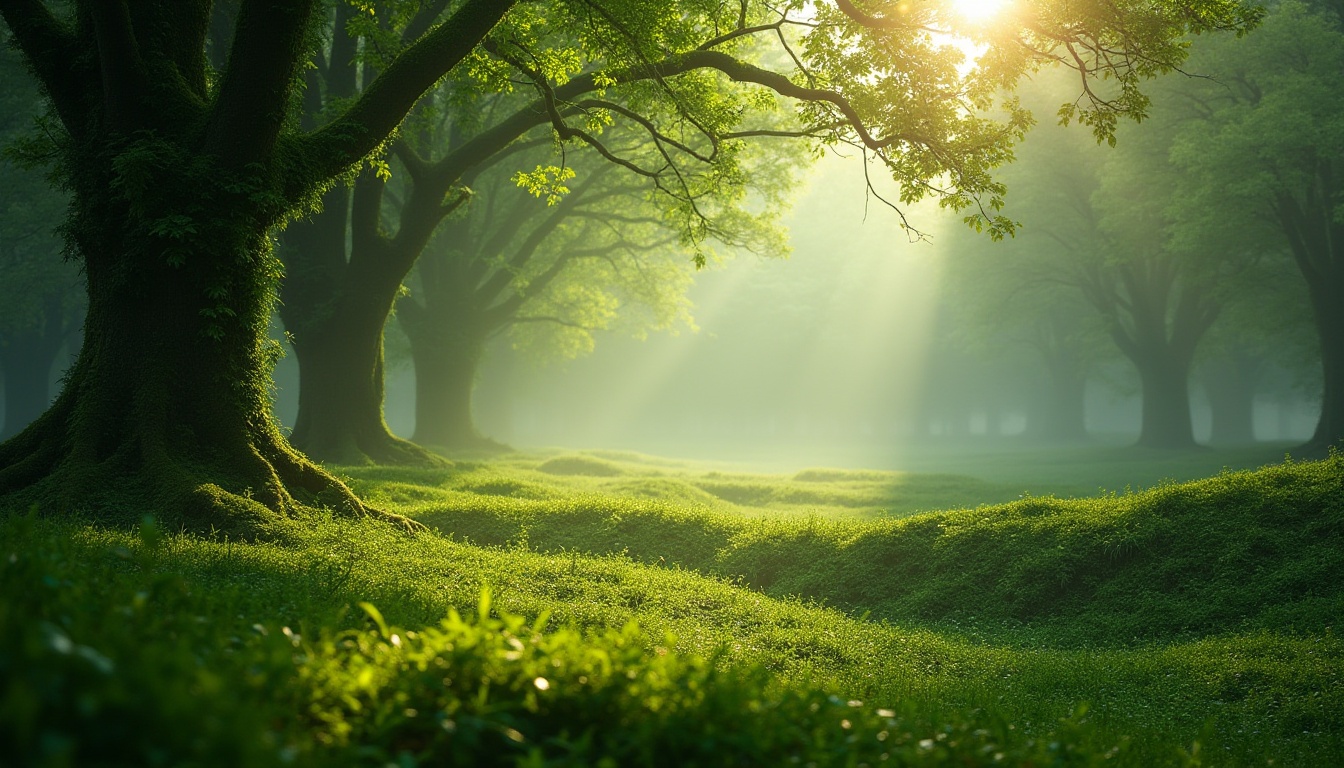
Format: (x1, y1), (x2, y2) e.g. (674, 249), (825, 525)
(2, 446), (1340, 765)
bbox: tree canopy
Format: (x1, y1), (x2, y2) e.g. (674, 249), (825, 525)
(0, 0), (1260, 532)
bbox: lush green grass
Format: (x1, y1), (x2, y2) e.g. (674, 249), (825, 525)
(379, 452), (1344, 647)
(352, 449), (1040, 521)
(3, 448), (1341, 765)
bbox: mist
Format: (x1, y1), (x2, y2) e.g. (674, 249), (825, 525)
(265, 149), (1320, 476)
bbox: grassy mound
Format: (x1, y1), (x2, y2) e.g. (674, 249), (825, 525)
(793, 468), (897, 483)
(535, 454), (626, 477)
(415, 455), (1344, 646)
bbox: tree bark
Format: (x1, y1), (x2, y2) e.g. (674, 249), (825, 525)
(0, 202), (400, 534)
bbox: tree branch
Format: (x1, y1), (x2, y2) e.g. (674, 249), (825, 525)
(205, 0), (320, 168)
(296, 0), (517, 185)
(89, 0), (151, 131)
(0, 0), (89, 131)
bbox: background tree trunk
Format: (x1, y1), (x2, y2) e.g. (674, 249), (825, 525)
(1305, 275), (1344, 454)
(401, 299), (502, 451)
(408, 330), (488, 448)
(1133, 352), (1198, 449)
(1032, 363), (1089, 441)
(279, 181), (445, 468)
(1200, 354), (1262, 446)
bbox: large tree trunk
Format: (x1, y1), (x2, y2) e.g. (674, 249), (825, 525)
(1133, 352), (1199, 449)
(0, 168), (412, 536)
(1200, 354), (1261, 446)
(0, 297), (69, 439)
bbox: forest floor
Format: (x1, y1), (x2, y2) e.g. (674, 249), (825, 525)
(3, 443), (1340, 765)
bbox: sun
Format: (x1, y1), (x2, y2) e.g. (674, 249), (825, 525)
(952, 0), (1009, 23)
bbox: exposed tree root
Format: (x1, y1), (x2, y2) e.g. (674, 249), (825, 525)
(0, 411), (424, 538)
(292, 420), (451, 470)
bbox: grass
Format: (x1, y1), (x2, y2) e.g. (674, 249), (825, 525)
(2, 446), (1341, 765)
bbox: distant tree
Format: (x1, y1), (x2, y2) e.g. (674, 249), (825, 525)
(0, 0), (1259, 529)
(399, 131), (793, 450)
(947, 85), (1230, 449)
(1169, 0), (1344, 454)
(1193, 260), (1316, 445)
(942, 208), (1110, 442)
(1086, 127), (1232, 449)
(0, 36), (81, 440)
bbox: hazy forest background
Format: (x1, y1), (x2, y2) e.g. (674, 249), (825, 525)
(1, 0), (1341, 765)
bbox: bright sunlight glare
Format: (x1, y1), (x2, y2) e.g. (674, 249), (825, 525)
(952, 0), (1009, 23)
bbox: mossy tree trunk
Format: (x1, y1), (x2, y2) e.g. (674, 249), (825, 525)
(0, 163), (360, 529)
(0, 0), (513, 532)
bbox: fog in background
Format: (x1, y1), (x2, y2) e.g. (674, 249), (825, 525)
(269, 150), (1321, 471)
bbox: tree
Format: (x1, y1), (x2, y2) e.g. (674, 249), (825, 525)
(1087, 130), (1228, 449)
(399, 128), (793, 450)
(0, 0), (1258, 531)
(0, 0), (519, 531)
(279, 0), (1262, 468)
(956, 77), (1259, 450)
(1192, 258), (1315, 445)
(1169, 0), (1344, 454)
(942, 242), (1107, 441)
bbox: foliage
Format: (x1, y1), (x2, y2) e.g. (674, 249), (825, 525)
(1165, 0), (1344, 445)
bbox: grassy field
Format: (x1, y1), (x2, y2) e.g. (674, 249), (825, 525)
(2, 444), (1340, 765)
